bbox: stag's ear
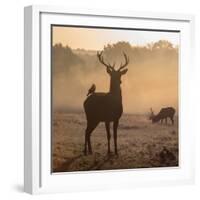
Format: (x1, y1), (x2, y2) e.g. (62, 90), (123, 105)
(106, 67), (112, 75)
(120, 68), (128, 75)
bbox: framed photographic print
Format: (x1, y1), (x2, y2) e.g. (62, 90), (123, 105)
(24, 5), (195, 194)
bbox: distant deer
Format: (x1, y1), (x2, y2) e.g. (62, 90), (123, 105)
(83, 51), (129, 155)
(149, 107), (175, 125)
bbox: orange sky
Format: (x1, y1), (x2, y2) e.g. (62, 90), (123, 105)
(52, 26), (179, 50)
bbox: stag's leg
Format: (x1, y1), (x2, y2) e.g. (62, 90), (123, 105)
(113, 120), (119, 156)
(84, 120), (99, 155)
(105, 122), (111, 154)
(165, 118), (167, 124)
(84, 131), (88, 155)
(170, 117), (174, 125)
(161, 119), (163, 124)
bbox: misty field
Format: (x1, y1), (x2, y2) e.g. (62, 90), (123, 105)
(52, 112), (178, 172)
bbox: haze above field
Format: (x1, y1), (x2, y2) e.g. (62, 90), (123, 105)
(52, 26), (179, 114)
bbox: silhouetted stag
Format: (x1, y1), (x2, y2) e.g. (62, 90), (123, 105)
(149, 107), (175, 125)
(83, 51), (129, 155)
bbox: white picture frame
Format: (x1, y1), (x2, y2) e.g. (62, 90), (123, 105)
(24, 5), (195, 194)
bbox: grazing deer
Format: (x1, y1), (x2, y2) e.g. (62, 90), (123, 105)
(149, 107), (175, 125)
(83, 51), (129, 155)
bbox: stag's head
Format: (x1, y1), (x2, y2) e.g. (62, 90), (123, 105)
(97, 51), (129, 87)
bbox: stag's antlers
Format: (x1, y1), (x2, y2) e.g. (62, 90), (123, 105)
(97, 51), (114, 71)
(97, 51), (129, 72)
(118, 52), (129, 72)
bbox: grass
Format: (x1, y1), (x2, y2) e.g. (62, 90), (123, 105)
(52, 112), (178, 172)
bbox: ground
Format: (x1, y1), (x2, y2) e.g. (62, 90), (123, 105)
(52, 112), (178, 172)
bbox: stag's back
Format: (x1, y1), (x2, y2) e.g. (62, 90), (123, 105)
(84, 93), (123, 122)
(158, 107), (175, 118)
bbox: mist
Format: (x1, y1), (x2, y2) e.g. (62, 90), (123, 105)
(52, 41), (178, 114)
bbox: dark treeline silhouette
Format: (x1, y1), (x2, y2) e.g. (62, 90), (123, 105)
(52, 40), (178, 75)
(52, 43), (85, 74)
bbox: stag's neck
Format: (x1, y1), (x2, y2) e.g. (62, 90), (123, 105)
(109, 84), (122, 101)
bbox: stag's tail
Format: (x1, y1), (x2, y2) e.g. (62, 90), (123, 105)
(87, 84), (96, 96)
